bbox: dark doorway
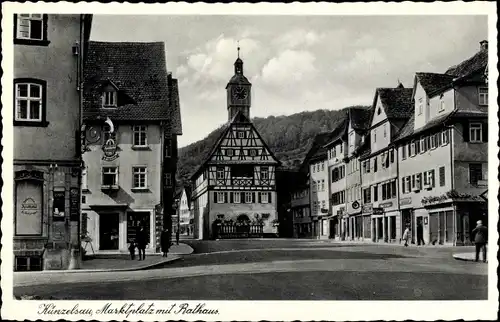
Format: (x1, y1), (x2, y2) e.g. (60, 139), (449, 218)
(99, 213), (119, 250)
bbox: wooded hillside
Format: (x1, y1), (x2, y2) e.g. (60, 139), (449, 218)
(177, 106), (370, 187)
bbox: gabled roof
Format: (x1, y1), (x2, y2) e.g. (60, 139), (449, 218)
(415, 72), (455, 98)
(445, 47), (488, 78)
(348, 106), (372, 133)
(83, 41), (182, 134)
(373, 87), (414, 122)
(190, 111), (280, 180)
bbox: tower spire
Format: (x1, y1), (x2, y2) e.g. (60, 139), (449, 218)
(237, 41), (240, 58)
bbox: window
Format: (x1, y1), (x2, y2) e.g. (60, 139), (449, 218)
(402, 145), (407, 160)
(226, 149), (234, 157)
(245, 192), (253, 203)
(410, 141), (416, 156)
(340, 144), (343, 154)
(321, 179), (325, 191)
(420, 137), (426, 153)
(363, 188), (371, 204)
(164, 139), (172, 158)
(217, 192), (225, 204)
(165, 173), (172, 187)
(366, 159), (371, 173)
(15, 256), (42, 272)
(470, 123), (483, 143)
(233, 192), (241, 204)
(439, 99), (445, 112)
(237, 131), (245, 139)
(418, 98), (423, 115)
(321, 200), (326, 209)
(439, 167), (446, 187)
(260, 192), (269, 204)
(416, 173), (422, 190)
(411, 175), (416, 190)
(133, 125), (147, 146)
(373, 184), (378, 202)
(441, 129), (449, 145)
(249, 149), (257, 157)
(430, 134), (437, 149)
(102, 91), (117, 108)
(478, 87), (488, 105)
(81, 167), (88, 191)
(216, 167), (225, 180)
(373, 129), (377, 143)
(390, 149), (394, 163)
(469, 164), (483, 185)
(132, 167), (147, 189)
(14, 80), (48, 126)
(383, 124), (387, 138)
(14, 14), (49, 45)
(260, 167), (269, 180)
(321, 163), (325, 171)
(102, 167), (118, 187)
(373, 157), (378, 172)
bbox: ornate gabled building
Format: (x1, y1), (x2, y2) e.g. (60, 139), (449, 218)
(191, 51), (280, 240)
(81, 41), (182, 253)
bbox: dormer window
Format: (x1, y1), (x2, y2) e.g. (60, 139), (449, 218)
(102, 91), (117, 108)
(418, 98), (423, 115)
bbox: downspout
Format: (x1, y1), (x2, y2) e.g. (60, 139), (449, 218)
(450, 88), (457, 245)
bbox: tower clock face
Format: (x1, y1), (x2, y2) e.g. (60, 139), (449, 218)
(232, 86), (248, 100)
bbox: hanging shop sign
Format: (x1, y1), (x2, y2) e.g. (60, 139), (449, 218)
(102, 138), (119, 161)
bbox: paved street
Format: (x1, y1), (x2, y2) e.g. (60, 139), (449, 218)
(14, 239), (488, 300)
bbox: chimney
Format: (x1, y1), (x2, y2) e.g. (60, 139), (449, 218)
(480, 40), (488, 51)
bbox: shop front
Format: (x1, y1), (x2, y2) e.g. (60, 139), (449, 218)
(83, 206), (155, 253)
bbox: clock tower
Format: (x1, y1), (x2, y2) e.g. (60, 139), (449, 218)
(226, 46), (252, 121)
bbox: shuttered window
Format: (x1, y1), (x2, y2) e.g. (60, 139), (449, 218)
(439, 167), (445, 187)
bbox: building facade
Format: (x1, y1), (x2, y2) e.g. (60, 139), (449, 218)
(13, 14), (93, 271)
(81, 41), (182, 253)
(360, 85), (413, 243)
(191, 52), (280, 240)
(395, 41), (488, 246)
(344, 107), (372, 241)
(177, 187), (193, 235)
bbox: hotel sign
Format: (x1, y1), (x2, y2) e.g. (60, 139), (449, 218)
(102, 139), (119, 161)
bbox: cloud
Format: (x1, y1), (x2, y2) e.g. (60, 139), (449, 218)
(175, 64), (189, 77)
(277, 29), (325, 49)
(261, 50), (317, 87)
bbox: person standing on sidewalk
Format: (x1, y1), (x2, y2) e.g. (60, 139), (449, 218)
(471, 220), (488, 263)
(128, 240), (136, 260)
(160, 227), (170, 257)
(416, 219), (425, 246)
(402, 225), (411, 247)
(136, 225), (148, 261)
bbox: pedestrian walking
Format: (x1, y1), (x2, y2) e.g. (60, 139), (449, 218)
(128, 240), (136, 260)
(416, 218), (425, 246)
(402, 225), (411, 247)
(471, 219), (488, 263)
(136, 224), (148, 261)
(160, 227), (170, 257)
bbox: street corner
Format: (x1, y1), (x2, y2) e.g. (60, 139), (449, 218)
(169, 243), (194, 255)
(453, 252), (488, 263)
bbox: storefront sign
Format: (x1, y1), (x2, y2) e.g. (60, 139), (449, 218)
(373, 207), (384, 215)
(380, 201), (393, 208)
(352, 201), (360, 210)
(400, 197), (412, 205)
(70, 188), (80, 221)
(362, 204), (373, 213)
(102, 138), (119, 161)
(16, 182), (43, 235)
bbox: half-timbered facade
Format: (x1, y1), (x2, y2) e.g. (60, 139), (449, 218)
(191, 52), (280, 240)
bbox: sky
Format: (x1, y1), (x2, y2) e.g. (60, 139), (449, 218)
(90, 15), (488, 148)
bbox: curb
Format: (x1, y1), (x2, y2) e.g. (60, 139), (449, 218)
(453, 253), (488, 262)
(20, 256), (181, 274)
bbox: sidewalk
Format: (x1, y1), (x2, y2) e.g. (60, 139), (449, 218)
(453, 252), (488, 263)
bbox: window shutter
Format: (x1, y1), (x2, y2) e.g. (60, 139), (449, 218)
(437, 131), (442, 146)
(225, 192), (228, 203)
(241, 192), (245, 203)
(214, 192), (217, 203)
(230, 192), (233, 203)
(401, 178), (405, 194)
(252, 192), (255, 203)
(258, 193), (262, 203)
(462, 122), (469, 142)
(483, 123), (488, 142)
(268, 192), (272, 203)
(431, 169), (436, 187)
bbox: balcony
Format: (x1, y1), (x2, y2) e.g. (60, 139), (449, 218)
(232, 177), (253, 186)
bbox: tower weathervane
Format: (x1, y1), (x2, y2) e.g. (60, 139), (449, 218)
(237, 40), (240, 58)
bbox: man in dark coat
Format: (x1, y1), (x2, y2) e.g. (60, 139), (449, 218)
(136, 225), (148, 261)
(416, 219), (425, 246)
(160, 227), (171, 257)
(472, 220), (488, 262)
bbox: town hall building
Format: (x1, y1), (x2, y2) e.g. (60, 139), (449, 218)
(191, 49), (280, 240)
